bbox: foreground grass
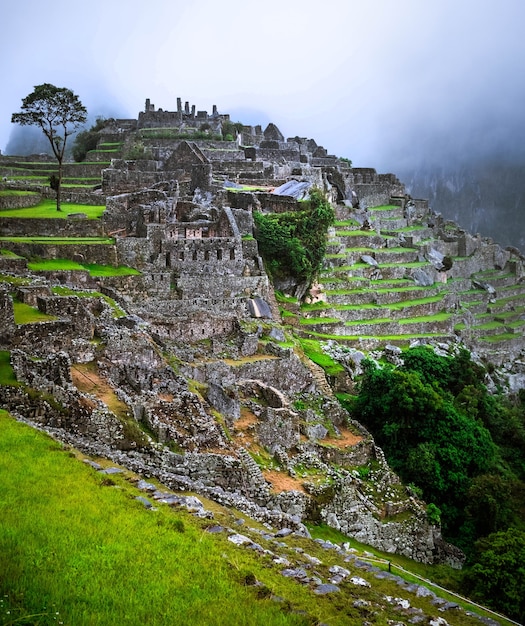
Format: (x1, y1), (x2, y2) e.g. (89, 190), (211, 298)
(0, 412), (306, 626)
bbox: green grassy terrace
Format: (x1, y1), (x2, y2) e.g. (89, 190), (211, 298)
(26, 259), (139, 276)
(0, 200), (106, 219)
(0, 237), (114, 245)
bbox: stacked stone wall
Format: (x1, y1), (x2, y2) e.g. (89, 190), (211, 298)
(102, 168), (165, 194)
(257, 193), (298, 214)
(0, 192), (42, 210)
(0, 241), (118, 265)
(0, 217), (105, 238)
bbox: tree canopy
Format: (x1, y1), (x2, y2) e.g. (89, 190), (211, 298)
(11, 83), (87, 210)
(350, 348), (499, 540)
(253, 187), (334, 294)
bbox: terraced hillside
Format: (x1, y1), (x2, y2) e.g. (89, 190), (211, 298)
(289, 202), (525, 365)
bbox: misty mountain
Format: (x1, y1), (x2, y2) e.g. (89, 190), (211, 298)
(396, 160), (525, 251)
(5, 108), (125, 158)
(5, 126), (53, 157)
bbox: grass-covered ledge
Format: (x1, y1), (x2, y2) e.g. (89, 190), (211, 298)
(0, 199), (105, 219)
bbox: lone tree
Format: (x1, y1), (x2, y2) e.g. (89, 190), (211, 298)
(11, 84), (87, 211)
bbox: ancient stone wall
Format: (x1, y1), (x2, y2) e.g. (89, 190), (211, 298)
(257, 193), (298, 214)
(0, 286), (15, 345)
(0, 241), (118, 265)
(0, 192), (42, 209)
(0, 217), (105, 238)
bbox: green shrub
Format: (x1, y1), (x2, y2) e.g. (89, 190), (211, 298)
(254, 187), (334, 293)
(72, 117), (110, 162)
(125, 141), (153, 160)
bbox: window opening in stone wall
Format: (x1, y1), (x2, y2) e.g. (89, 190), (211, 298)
(192, 250), (198, 261)
(179, 251), (185, 261)
(217, 249), (223, 260)
(204, 250), (210, 261)
(230, 249), (235, 260)
(166, 252), (171, 267)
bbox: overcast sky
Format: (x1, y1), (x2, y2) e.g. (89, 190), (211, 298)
(2, 0), (525, 172)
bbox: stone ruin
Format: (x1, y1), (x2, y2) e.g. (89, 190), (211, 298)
(2, 96), (524, 567)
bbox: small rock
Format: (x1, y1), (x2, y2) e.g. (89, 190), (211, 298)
(135, 496), (153, 509)
(329, 565), (350, 578)
(205, 525), (224, 534)
(314, 583), (340, 595)
(227, 533), (252, 546)
(137, 479), (157, 491)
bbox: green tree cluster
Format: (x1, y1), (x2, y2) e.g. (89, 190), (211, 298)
(466, 528), (525, 623)
(350, 346), (525, 539)
(72, 117), (110, 162)
(221, 120), (244, 141)
(253, 187), (335, 293)
(348, 345), (525, 620)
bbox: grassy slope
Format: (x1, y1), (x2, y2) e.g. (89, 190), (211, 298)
(0, 411), (513, 626)
(0, 412), (307, 626)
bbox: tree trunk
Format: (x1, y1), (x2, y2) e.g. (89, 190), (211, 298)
(56, 158), (62, 211)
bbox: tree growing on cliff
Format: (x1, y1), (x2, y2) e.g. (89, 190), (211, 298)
(11, 84), (87, 211)
(253, 187), (334, 295)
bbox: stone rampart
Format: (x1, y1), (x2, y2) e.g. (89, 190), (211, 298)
(149, 309), (238, 343)
(102, 167), (166, 195)
(13, 319), (78, 355)
(175, 273), (270, 300)
(257, 193), (298, 214)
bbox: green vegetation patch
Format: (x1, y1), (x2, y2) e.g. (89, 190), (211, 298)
(12, 300), (57, 324)
(1, 236), (115, 245)
(28, 259), (139, 277)
(0, 248), (23, 258)
(0, 413), (307, 626)
(0, 199), (105, 219)
(298, 338), (345, 376)
(0, 351), (18, 385)
(0, 190), (40, 197)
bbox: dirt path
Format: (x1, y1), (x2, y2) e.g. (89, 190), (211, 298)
(71, 363), (127, 415)
(263, 470), (306, 493)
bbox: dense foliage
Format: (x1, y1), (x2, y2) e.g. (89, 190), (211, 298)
(465, 528), (525, 623)
(348, 345), (525, 620)
(254, 187), (335, 292)
(221, 120), (244, 141)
